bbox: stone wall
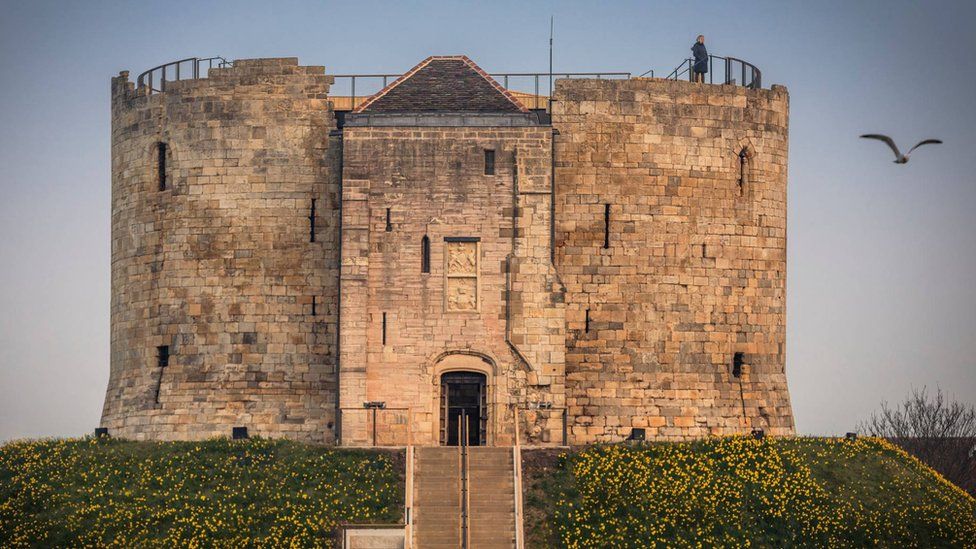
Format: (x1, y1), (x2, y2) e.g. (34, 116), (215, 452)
(101, 58), (340, 441)
(553, 78), (794, 442)
(338, 125), (565, 446)
(101, 56), (795, 445)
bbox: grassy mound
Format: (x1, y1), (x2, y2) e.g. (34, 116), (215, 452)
(0, 438), (402, 548)
(523, 437), (976, 548)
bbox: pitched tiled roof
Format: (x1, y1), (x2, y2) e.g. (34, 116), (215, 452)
(354, 56), (528, 114)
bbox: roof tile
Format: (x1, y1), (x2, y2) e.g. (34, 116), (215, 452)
(355, 56), (527, 113)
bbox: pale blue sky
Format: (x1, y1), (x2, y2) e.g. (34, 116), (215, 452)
(1, 0), (974, 439)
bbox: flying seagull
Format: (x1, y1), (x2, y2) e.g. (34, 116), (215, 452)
(860, 134), (942, 164)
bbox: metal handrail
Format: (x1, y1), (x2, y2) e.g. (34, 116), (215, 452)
(337, 405), (414, 447)
(459, 411), (470, 549)
(330, 71), (631, 110)
(136, 56), (232, 94)
(666, 54), (762, 89)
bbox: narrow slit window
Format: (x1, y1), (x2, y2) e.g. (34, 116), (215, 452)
(157, 142), (168, 191)
(603, 203), (611, 249)
(309, 199), (316, 243)
(157, 345), (170, 368)
(484, 149), (495, 175)
(311, 296), (317, 316)
(381, 312), (387, 346)
(738, 148), (749, 194)
(154, 377), (163, 405)
(585, 309), (591, 333)
(154, 345), (169, 405)
(421, 235), (431, 273)
(385, 208), (392, 232)
(732, 352), (744, 378)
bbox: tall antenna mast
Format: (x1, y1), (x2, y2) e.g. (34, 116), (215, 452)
(548, 15), (553, 113)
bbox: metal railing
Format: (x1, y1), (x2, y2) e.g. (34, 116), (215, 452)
(458, 411), (470, 549)
(496, 72), (631, 109)
(136, 56), (232, 94)
(330, 71), (632, 111)
(666, 54), (762, 89)
(338, 406), (415, 447)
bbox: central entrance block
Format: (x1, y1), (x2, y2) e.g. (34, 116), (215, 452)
(440, 372), (487, 446)
(337, 55), (565, 448)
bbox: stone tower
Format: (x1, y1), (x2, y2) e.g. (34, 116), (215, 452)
(101, 59), (340, 441)
(553, 78), (793, 441)
(101, 54), (793, 444)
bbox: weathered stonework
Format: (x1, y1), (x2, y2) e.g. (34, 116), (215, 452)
(553, 78), (793, 442)
(102, 55), (793, 445)
(338, 124), (565, 447)
(102, 58), (339, 441)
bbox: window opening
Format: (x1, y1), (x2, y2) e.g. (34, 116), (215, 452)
(738, 148), (749, 193)
(157, 142), (168, 191)
(154, 345), (169, 405)
(421, 235), (431, 273)
(309, 198), (316, 242)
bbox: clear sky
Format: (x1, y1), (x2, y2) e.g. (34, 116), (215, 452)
(1, 0), (974, 440)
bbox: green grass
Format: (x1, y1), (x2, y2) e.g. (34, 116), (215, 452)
(5, 436), (974, 547)
(0, 437), (403, 548)
(522, 437), (976, 548)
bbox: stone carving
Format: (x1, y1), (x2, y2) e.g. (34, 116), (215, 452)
(446, 241), (478, 311)
(446, 241), (477, 275)
(446, 277), (478, 311)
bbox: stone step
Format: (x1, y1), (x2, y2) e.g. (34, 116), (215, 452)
(467, 473), (512, 479)
(417, 463), (459, 469)
(467, 477), (513, 485)
(468, 463), (513, 469)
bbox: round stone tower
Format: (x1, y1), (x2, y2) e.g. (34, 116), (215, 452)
(553, 77), (794, 442)
(100, 58), (340, 441)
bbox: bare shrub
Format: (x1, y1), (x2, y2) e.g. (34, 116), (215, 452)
(858, 387), (976, 495)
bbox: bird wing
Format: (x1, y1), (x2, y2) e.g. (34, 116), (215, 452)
(906, 139), (943, 156)
(860, 134), (902, 159)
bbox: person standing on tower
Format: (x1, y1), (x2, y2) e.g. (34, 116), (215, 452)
(692, 35), (708, 83)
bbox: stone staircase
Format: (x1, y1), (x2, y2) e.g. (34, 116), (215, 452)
(414, 447), (462, 548)
(467, 447), (517, 548)
(412, 446), (518, 549)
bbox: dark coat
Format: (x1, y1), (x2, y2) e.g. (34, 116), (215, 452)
(692, 42), (708, 73)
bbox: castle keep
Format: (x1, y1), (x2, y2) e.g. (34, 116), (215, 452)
(101, 55), (794, 446)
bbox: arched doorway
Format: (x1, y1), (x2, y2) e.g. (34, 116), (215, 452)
(440, 371), (487, 446)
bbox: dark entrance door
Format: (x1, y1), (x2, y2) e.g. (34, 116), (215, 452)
(440, 372), (487, 446)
